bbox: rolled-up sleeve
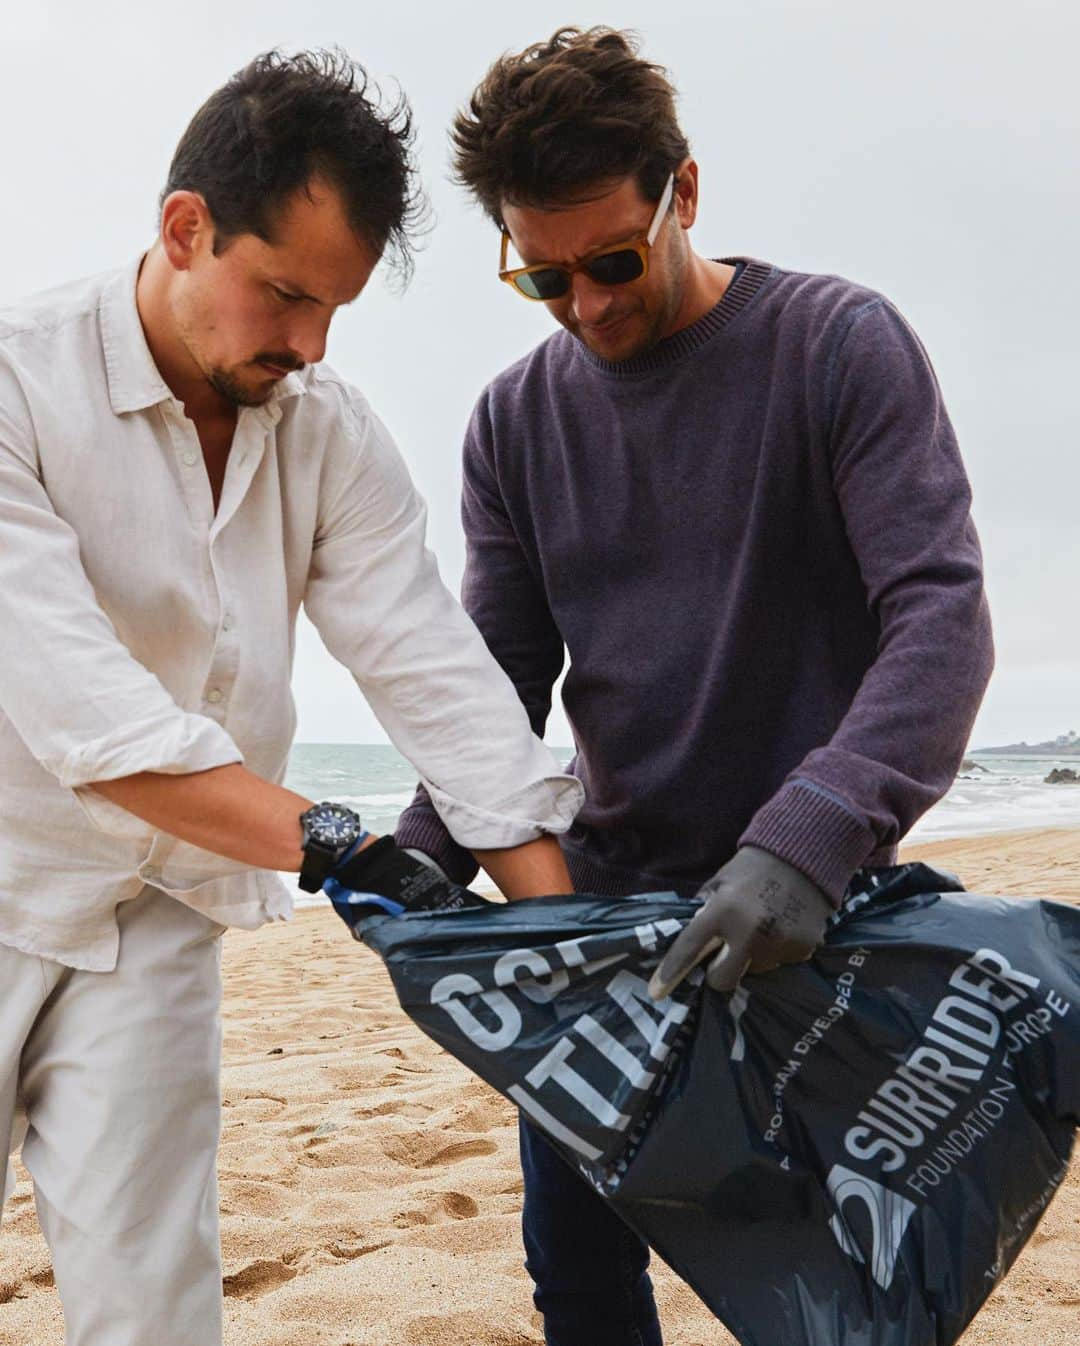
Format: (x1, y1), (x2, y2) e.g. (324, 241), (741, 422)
(302, 389), (583, 850)
(0, 363), (242, 825)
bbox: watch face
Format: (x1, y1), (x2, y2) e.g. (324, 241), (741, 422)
(307, 802), (362, 847)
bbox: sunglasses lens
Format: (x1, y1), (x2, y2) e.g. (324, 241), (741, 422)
(585, 249), (645, 286)
(515, 268), (571, 301)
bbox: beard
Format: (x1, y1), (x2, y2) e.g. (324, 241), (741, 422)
(206, 354), (304, 408)
(206, 366), (273, 407)
(568, 234), (688, 363)
(569, 297), (677, 362)
(172, 289), (302, 408)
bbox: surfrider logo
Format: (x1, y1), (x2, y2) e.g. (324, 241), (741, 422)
(826, 1165), (918, 1290)
(823, 944), (1071, 1289)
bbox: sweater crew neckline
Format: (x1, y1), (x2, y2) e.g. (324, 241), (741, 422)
(576, 257), (773, 378)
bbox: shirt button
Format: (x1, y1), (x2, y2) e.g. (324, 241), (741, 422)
(221, 614), (234, 632)
(143, 867), (161, 884)
(206, 688), (223, 704)
(182, 451), (199, 467)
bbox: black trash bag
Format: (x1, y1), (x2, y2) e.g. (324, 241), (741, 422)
(334, 864), (1080, 1346)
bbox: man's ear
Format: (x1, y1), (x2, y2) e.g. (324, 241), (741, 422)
(673, 159), (700, 231)
(159, 191), (215, 272)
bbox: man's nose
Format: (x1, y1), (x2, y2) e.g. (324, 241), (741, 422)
(286, 311), (332, 366)
(568, 272), (616, 326)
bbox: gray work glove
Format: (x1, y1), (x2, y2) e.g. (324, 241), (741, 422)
(648, 846), (832, 1000)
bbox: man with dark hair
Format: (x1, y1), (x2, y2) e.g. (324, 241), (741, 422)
(396, 25), (994, 1346)
(0, 50), (580, 1345)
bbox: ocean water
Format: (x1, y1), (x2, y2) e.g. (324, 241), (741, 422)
(284, 742), (431, 840)
(283, 744), (1080, 907)
(282, 742), (554, 908)
(906, 754), (1080, 841)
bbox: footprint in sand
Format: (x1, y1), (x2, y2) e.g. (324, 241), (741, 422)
(226, 1093), (288, 1120)
(379, 1131), (498, 1169)
(221, 1259), (298, 1300)
(420, 1138), (498, 1168)
(326, 1238), (392, 1261)
(437, 1191), (480, 1218)
(393, 1189), (481, 1227)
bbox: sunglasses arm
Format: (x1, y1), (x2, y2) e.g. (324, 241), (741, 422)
(646, 173), (676, 247)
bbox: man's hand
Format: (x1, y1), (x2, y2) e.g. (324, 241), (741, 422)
(648, 846), (831, 1000)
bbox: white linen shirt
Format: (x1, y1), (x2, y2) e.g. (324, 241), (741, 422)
(0, 260), (583, 972)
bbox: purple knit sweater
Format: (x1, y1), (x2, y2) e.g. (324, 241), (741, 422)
(396, 259), (994, 902)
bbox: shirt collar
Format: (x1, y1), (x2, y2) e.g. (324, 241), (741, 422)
(100, 258), (172, 415)
(100, 256), (309, 416)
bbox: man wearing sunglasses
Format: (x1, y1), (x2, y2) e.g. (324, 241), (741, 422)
(397, 25), (993, 1346)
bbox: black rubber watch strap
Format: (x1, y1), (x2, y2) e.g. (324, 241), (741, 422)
(299, 838), (339, 893)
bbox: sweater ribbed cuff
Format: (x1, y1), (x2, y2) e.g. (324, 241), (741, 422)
(738, 780), (876, 905)
(393, 808), (479, 888)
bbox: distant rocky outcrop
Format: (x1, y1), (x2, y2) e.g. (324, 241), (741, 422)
(1045, 768), (1080, 785)
(974, 730), (1080, 757)
(959, 758), (988, 774)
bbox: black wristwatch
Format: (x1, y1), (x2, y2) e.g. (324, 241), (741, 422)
(298, 801), (368, 894)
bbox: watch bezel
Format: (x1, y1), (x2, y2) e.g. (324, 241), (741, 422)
(301, 801), (364, 849)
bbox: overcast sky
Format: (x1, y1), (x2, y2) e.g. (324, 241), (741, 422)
(3, 1), (1076, 749)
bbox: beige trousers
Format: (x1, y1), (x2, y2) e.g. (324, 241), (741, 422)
(1, 887), (224, 1345)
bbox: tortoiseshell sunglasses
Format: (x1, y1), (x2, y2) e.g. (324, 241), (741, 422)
(498, 173), (675, 302)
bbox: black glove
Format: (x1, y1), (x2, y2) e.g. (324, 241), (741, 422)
(648, 846), (831, 999)
(329, 837), (490, 916)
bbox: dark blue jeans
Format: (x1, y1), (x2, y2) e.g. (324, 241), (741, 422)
(519, 1117), (663, 1346)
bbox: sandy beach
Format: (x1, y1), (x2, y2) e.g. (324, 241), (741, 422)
(2, 827), (1078, 1345)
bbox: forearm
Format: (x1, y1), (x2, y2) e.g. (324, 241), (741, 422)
(91, 763), (567, 899)
(89, 763), (318, 871)
(474, 835), (573, 901)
